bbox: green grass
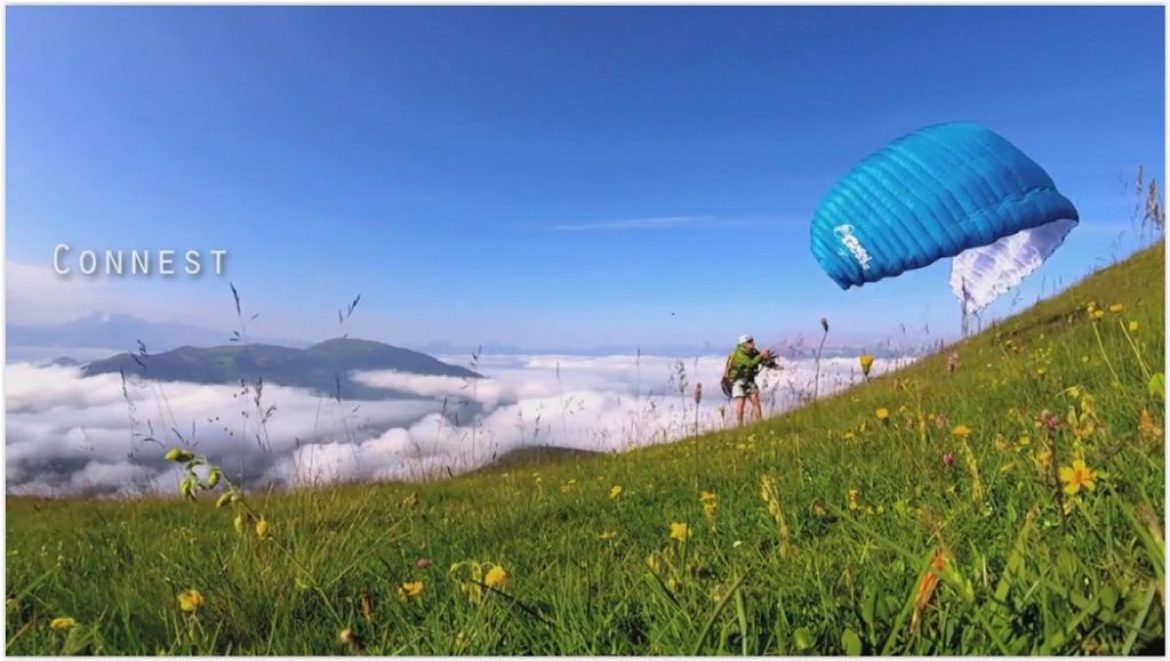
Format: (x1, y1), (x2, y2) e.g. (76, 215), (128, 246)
(6, 245), (1166, 655)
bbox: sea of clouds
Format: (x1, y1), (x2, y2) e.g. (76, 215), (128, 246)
(5, 352), (912, 497)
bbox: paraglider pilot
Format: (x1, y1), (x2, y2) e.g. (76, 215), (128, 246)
(722, 335), (778, 426)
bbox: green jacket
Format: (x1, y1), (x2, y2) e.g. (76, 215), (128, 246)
(725, 345), (764, 382)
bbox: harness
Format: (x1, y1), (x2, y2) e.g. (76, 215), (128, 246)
(721, 347), (760, 397)
(726, 349), (759, 382)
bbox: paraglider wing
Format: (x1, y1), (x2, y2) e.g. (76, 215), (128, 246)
(949, 217), (1077, 314)
(809, 122), (1078, 312)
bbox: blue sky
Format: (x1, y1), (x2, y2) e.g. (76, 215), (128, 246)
(6, 6), (1165, 352)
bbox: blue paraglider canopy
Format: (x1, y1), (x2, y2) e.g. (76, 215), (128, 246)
(809, 122), (1078, 314)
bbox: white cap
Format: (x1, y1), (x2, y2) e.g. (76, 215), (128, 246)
(738, 334), (753, 345)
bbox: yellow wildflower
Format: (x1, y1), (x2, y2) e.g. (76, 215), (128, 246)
(255, 517), (270, 540)
(177, 589), (204, 613)
(1035, 446), (1052, 471)
(700, 490), (718, 519)
(484, 565), (509, 589)
(1091, 309), (1105, 320)
(598, 530), (618, 540)
(397, 581), (424, 600)
(669, 522), (691, 542)
(761, 475), (794, 556)
(994, 434), (1008, 452)
(859, 353), (875, 377)
(848, 489), (860, 512)
(952, 425), (972, 438)
(1129, 320), (1140, 333)
(338, 627), (363, 652)
(164, 447), (194, 463)
(875, 408), (890, 422)
(49, 617), (75, 632)
(609, 485), (623, 499)
(1109, 303), (1124, 313)
(1059, 459), (1097, 495)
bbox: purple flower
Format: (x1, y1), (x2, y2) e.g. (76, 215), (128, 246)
(1040, 410), (1062, 432)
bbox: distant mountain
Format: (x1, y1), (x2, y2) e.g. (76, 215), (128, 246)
(8, 312), (306, 354)
(82, 337), (480, 400)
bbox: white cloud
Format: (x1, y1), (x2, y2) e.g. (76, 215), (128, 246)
(5, 353), (912, 496)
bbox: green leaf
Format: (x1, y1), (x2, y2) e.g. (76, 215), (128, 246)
(1099, 586), (1119, 612)
(1056, 550), (1079, 581)
(995, 508), (1037, 607)
(61, 624), (95, 655)
(1148, 372), (1164, 400)
(794, 627), (813, 651)
(1121, 581), (1158, 655)
(877, 594), (895, 621)
(691, 572), (747, 655)
(734, 586), (749, 656)
(842, 628), (862, 655)
(860, 582), (876, 641)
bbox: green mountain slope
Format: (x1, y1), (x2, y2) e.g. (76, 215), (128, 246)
(6, 245), (1165, 655)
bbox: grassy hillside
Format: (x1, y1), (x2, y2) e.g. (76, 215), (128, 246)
(6, 245), (1165, 655)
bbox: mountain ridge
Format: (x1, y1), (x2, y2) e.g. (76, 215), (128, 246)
(82, 337), (480, 400)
